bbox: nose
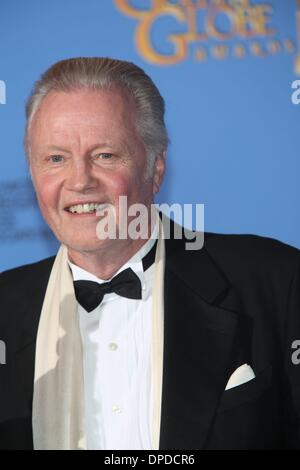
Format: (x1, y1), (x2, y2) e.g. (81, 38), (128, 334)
(65, 159), (98, 193)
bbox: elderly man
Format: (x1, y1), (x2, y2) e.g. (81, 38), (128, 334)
(0, 57), (300, 450)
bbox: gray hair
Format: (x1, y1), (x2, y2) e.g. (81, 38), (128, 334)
(25, 57), (169, 170)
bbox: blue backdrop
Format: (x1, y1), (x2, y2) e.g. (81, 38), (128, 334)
(0, 0), (299, 271)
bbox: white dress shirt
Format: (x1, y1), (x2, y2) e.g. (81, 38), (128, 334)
(68, 233), (157, 450)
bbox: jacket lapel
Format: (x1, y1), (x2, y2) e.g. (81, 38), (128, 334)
(159, 234), (244, 450)
(14, 257), (55, 417)
(16, 257), (56, 353)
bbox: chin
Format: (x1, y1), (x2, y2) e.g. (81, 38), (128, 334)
(64, 237), (115, 254)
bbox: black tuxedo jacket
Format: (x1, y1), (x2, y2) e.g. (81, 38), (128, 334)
(1, 231), (300, 450)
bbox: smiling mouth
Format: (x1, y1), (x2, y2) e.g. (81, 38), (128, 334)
(65, 202), (110, 214)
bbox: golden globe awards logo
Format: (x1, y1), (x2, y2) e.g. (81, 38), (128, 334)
(114, 0), (294, 67)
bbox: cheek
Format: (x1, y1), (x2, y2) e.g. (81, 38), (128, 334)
(113, 167), (151, 201)
(33, 174), (61, 211)
(107, 171), (137, 200)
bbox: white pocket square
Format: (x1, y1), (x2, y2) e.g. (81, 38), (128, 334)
(225, 363), (255, 390)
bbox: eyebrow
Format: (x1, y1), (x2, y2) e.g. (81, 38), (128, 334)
(44, 143), (116, 153)
(44, 145), (72, 154)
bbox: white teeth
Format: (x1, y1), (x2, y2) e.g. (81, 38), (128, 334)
(67, 203), (100, 213)
(95, 203), (109, 213)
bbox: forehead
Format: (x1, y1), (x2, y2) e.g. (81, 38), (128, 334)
(29, 87), (138, 142)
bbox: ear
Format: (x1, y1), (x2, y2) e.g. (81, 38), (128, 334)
(152, 151), (166, 195)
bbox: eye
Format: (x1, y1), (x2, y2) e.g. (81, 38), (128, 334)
(49, 155), (64, 163)
(94, 153), (113, 160)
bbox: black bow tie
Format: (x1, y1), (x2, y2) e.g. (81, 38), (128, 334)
(73, 241), (157, 313)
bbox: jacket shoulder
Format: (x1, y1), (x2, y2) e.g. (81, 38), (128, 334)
(204, 232), (300, 283)
(205, 232), (299, 258)
(0, 256), (56, 337)
(0, 256), (56, 290)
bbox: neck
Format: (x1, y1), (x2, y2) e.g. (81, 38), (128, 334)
(68, 237), (152, 280)
(67, 210), (158, 279)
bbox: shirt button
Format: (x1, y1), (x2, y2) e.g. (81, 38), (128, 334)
(108, 342), (118, 351)
(112, 405), (122, 414)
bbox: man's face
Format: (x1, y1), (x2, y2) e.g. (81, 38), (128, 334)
(28, 88), (165, 254)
